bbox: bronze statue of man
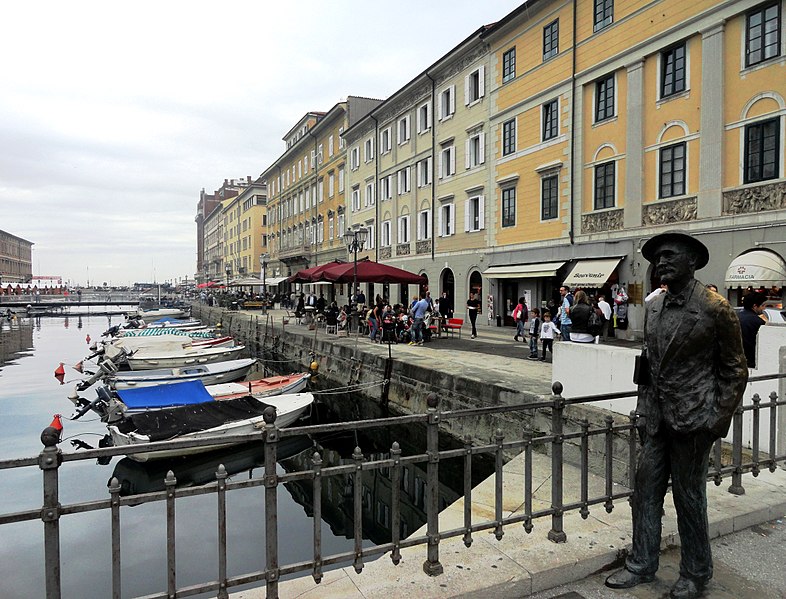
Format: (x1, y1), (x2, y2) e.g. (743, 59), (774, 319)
(605, 231), (748, 599)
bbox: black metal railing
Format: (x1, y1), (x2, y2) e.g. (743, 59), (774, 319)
(0, 375), (783, 598)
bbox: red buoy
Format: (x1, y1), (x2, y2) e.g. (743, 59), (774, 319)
(49, 414), (63, 431)
(54, 363), (65, 376)
(85, 334), (91, 344)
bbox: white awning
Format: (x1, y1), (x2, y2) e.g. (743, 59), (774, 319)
(725, 250), (786, 287)
(263, 276), (289, 286)
(482, 261), (566, 279)
(562, 258), (623, 288)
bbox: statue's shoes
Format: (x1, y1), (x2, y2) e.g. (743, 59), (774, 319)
(670, 576), (705, 599)
(605, 568), (655, 588)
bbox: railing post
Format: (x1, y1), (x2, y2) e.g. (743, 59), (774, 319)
(312, 452), (324, 583)
(752, 394), (761, 477)
(628, 411), (638, 499)
(728, 403), (745, 496)
(604, 415), (614, 513)
(216, 464), (228, 599)
(494, 428), (504, 541)
(108, 477), (122, 599)
(548, 382), (567, 543)
(579, 419), (590, 519)
(422, 392), (444, 576)
(263, 407), (280, 598)
(462, 435), (473, 547)
(769, 391), (778, 473)
(352, 445), (364, 574)
(40, 425), (63, 599)
(165, 470), (177, 598)
(523, 429), (533, 533)
(390, 442), (402, 564)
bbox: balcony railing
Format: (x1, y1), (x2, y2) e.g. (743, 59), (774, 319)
(1, 374), (783, 598)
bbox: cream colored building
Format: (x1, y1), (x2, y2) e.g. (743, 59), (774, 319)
(222, 178), (268, 282)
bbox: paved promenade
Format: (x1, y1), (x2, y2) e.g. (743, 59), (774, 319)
(217, 308), (786, 598)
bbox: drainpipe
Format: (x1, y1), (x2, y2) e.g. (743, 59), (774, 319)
(426, 72), (436, 261)
(371, 114), (380, 263)
(308, 129), (319, 266)
(568, 0), (577, 245)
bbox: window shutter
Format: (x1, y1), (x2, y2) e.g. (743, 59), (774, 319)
(479, 66), (485, 98)
(464, 74), (470, 106)
(479, 132), (486, 164)
(450, 147), (456, 175)
(478, 195), (485, 230)
(450, 85), (456, 114)
(417, 213), (422, 239)
(437, 94), (443, 121)
(406, 167), (411, 192)
(416, 161), (422, 187)
(465, 139), (471, 169)
(464, 200), (470, 232)
(427, 157), (432, 184)
(438, 206), (444, 237)
(405, 115), (411, 140)
(449, 205), (455, 236)
(438, 151), (444, 179)
(427, 102), (432, 129)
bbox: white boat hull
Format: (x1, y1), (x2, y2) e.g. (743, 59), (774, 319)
(111, 358), (257, 389)
(109, 392), (314, 461)
(126, 346), (246, 370)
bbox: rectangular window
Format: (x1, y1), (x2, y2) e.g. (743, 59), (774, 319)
(364, 137), (374, 162)
(417, 210), (431, 240)
(397, 167), (411, 194)
(350, 147), (360, 170)
(381, 175), (392, 200)
(746, 2), (781, 67)
(465, 195), (484, 232)
(439, 203), (455, 237)
(595, 75), (615, 122)
(543, 19), (559, 61)
(659, 142), (686, 198)
(661, 42), (686, 98)
(439, 145), (456, 178)
(543, 100), (559, 141)
(329, 135), (334, 157)
(329, 216), (334, 240)
(502, 47), (516, 83)
(593, 0), (613, 31)
(381, 220), (391, 247)
(380, 128), (391, 153)
(338, 127), (345, 149)
(502, 119), (516, 156)
(398, 215), (410, 243)
(398, 115), (410, 144)
(366, 224), (375, 250)
(365, 181), (375, 206)
(465, 66), (485, 104)
(351, 186), (361, 212)
(337, 213), (344, 237)
(541, 175), (558, 220)
(417, 157), (432, 187)
(439, 85), (456, 120)
(466, 131), (485, 168)
(328, 172), (335, 197)
(744, 117), (780, 183)
(418, 102), (431, 133)
(338, 166), (345, 192)
(594, 162), (616, 209)
(501, 188), (516, 227)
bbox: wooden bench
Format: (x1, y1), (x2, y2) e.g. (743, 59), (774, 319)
(242, 301), (267, 310)
(444, 318), (464, 338)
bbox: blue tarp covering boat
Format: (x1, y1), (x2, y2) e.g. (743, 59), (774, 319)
(116, 380), (214, 409)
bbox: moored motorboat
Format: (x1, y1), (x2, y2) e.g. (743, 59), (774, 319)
(107, 391), (315, 461)
(125, 344), (246, 370)
(108, 358), (258, 389)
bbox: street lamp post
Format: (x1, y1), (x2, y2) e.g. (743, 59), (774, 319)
(225, 264), (232, 288)
(343, 225), (368, 333)
(259, 253), (269, 312)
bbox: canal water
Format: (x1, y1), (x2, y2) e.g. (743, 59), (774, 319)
(0, 313), (492, 598)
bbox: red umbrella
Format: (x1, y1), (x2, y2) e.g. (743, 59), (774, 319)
(288, 260), (346, 283)
(322, 258), (426, 284)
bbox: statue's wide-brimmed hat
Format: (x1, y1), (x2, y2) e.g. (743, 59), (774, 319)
(641, 230), (709, 269)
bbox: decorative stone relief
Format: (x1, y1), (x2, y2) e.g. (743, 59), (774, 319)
(416, 240), (432, 255)
(581, 209), (624, 233)
(396, 243), (411, 256)
(377, 83), (431, 123)
(642, 196), (697, 226)
(434, 43), (489, 86)
(379, 247), (391, 260)
(722, 181), (786, 215)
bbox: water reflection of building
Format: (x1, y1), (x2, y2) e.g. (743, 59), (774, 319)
(0, 320), (33, 369)
(281, 442), (458, 545)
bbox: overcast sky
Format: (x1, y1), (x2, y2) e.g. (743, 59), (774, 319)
(1, 0), (521, 287)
